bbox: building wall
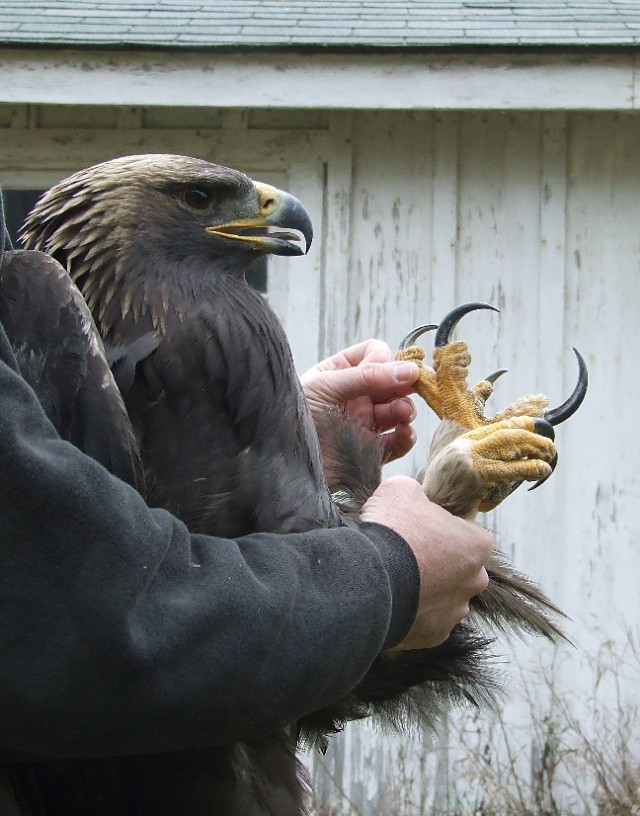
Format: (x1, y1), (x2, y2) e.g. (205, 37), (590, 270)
(2, 105), (638, 812)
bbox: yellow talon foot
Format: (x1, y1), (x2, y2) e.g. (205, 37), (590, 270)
(398, 303), (584, 519)
(422, 417), (556, 519)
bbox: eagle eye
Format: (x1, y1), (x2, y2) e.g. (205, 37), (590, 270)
(184, 188), (213, 210)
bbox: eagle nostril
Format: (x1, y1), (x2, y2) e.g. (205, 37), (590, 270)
(260, 196), (277, 216)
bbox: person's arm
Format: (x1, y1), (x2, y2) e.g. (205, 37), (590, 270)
(0, 326), (491, 761)
(0, 324), (418, 761)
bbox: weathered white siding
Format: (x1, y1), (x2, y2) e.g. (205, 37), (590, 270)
(310, 110), (640, 814)
(1, 104), (638, 812)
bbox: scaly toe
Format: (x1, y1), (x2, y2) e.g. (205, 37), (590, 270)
(396, 345), (443, 418)
(433, 342), (484, 429)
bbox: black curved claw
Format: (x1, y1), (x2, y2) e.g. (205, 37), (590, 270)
(532, 417), (556, 442)
(525, 419), (556, 491)
(434, 302), (499, 348)
(529, 350), (587, 489)
(397, 324), (438, 351)
(544, 348), (588, 426)
(528, 451), (558, 491)
(485, 369), (508, 384)
(509, 419), (556, 496)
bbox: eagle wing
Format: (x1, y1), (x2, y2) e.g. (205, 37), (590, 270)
(0, 249), (144, 493)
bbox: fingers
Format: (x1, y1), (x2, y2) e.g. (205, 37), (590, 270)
(362, 477), (494, 651)
(301, 361), (420, 413)
(331, 361), (420, 404)
(373, 397), (417, 461)
(373, 396), (416, 432)
(306, 339), (394, 375)
(379, 422), (417, 462)
(426, 564), (489, 647)
(301, 343), (422, 471)
(340, 339), (394, 368)
(476, 566), (490, 595)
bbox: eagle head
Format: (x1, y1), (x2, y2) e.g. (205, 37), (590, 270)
(20, 154), (313, 332)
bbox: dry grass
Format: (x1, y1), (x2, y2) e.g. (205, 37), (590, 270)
(309, 631), (640, 816)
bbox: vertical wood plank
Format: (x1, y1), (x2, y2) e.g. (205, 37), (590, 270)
(429, 111), (459, 318)
(490, 111), (571, 599)
(277, 160), (326, 374)
(502, 110), (568, 596)
(346, 110), (436, 479)
(318, 111), (354, 359)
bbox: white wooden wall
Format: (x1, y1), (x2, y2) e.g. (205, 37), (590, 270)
(296, 110), (640, 813)
(2, 105), (639, 813)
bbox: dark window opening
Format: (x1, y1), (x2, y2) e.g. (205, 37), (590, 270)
(2, 190), (42, 247)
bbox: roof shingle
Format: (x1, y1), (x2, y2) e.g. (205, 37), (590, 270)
(3, 0), (640, 48)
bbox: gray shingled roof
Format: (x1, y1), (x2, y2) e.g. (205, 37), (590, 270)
(2, 1), (640, 49)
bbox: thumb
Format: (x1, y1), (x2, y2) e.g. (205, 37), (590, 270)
(322, 361), (420, 403)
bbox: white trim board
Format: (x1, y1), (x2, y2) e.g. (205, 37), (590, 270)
(0, 49), (637, 111)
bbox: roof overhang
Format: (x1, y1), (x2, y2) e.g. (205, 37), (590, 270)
(0, 47), (638, 110)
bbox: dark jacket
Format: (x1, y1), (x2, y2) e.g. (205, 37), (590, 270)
(0, 320), (419, 810)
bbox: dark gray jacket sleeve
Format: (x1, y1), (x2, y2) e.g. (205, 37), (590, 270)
(0, 323), (419, 761)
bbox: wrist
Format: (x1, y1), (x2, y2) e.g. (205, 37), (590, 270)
(359, 522), (420, 650)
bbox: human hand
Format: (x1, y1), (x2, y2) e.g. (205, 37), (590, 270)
(360, 475), (493, 650)
(300, 340), (420, 464)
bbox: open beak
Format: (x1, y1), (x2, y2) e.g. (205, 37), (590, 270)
(206, 182), (313, 257)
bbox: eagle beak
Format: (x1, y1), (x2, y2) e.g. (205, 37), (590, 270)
(206, 182), (313, 257)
